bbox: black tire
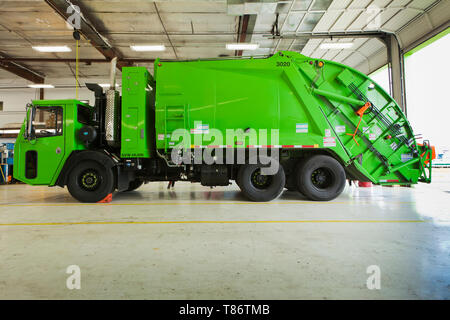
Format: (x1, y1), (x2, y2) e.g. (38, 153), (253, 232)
(296, 155), (346, 201)
(238, 159), (285, 202)
(125, 179), (144, 192)
(67, 160), (115, 203)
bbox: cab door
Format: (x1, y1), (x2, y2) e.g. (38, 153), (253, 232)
(15, 105), (65, 185)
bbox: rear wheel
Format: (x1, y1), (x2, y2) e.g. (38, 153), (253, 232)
(238, 159), (285, 202)
(67, 160), (114, 203)
(296, 155), (346, 201)
(125, 179), (144, 192)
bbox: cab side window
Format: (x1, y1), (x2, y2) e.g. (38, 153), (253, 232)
(33, 107), (63, 137)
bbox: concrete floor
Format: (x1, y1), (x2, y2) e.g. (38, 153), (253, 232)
(0, 169), (449, 299)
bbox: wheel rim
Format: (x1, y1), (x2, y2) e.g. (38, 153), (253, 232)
(250, 168), (273, 189)
(78, 169), (102, 191)
(311, 167), (334, 190)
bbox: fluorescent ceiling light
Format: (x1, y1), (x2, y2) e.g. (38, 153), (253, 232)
(32, 46), (71, 53)
(320, 42), (354, 50)
(130, 45), (166, 52)
(98, 83), (119, 88)
(28, 84), (55, 88)
(226, 43), (259, 51)
(0, 129), (20, 134)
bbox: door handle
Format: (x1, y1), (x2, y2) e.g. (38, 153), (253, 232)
(56, 147), (61, 154)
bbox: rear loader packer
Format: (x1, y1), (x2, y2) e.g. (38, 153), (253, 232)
(14, 51), (434, 202)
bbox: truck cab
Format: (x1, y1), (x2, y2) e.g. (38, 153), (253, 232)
(14, 100), (91, 186)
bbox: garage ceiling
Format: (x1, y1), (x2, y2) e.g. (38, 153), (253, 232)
(0, 0), (448, 82)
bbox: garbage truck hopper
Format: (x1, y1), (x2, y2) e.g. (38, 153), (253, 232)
(154, 50), (433, 187)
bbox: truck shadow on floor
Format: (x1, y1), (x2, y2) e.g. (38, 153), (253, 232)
(112, 189), (248, 202)
(112, 189), (312, 202)
(3, 188), (314, 205)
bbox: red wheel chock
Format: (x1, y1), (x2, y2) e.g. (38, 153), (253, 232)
(358, 181), (372, 187)
(97, 193), (112, 203)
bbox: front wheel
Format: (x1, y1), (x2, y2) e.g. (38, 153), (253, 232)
(296, 155), (346, 201)
(238, 159), (285, 202)
(67, 160), (115, 203)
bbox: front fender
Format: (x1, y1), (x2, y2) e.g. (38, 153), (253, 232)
(54, 150), (118, 187)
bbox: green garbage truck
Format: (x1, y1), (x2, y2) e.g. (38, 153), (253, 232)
(13, 51), (434, 203)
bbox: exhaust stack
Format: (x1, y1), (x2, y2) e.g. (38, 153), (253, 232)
(109, 57), (117, 88)
(105, 57), (119, 147)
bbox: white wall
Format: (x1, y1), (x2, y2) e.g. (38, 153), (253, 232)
(0, 88), (37, 125)
(0, 76), (38, 126)
(0, 77), (120, 128)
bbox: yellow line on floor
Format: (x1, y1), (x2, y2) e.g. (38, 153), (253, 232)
(0, 220), (425, 227)
(0, 200), (415, 207)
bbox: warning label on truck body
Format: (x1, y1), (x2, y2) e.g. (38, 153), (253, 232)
(296, 123), (308, 133)
(323, 137), (336, 147)
(390, 142), (398, 151)
(335, 125), (346, 133)
(191, 124), (209, 134)
(401, 153), (413, 162)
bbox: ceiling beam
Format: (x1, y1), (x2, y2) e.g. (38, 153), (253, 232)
(0, 58), (154, 64)
(236, 14), (251, 56)
(273, 31), (390, 40)
(153, 2), (178, 60)
(0, 52), (44, 83)
(44, 0), (131, 70)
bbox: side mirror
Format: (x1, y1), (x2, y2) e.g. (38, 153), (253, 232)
(25, 104), (36, 141)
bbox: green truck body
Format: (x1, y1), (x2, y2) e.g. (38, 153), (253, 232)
(13, 51), (433, 203)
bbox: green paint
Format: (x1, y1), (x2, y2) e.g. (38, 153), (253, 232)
(121, 67), (155, 158)
(153, 51), (429, 184)
(312, 88), (366, 106)
(14, 51), (432, 188)
(14, 100), (89, 186)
